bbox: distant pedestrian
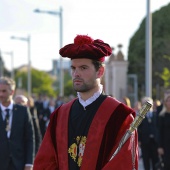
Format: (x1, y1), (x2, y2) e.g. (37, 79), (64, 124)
(0, 77), (35, 170)
(138, 96), (159, 170)
(157, 93), (170, 170)
(14, 95), (42, 154)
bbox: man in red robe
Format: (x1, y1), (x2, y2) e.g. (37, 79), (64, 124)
(33, 35), (138, 170)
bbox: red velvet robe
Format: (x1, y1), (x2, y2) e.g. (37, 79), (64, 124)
(33, 97), (138, 170)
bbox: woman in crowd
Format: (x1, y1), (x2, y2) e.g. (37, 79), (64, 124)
(157, 93), (170, 170)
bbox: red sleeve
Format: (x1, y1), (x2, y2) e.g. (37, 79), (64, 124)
(102, 130), (138, 170)
(102, 111), (139, 170)
(33, 110), (59, 170)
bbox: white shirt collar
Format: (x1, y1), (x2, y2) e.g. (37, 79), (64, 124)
(0, 101), (14, 112)
(77, 84), (103, 108)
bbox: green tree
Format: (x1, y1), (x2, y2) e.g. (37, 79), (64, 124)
(155, 55), (170, 88)
(15, 68), (56, 97)
(64, 79), (76, 96)
(159, 67), (170, 88)
(128, 3), (170, 98)
(63, 70), (76, 96)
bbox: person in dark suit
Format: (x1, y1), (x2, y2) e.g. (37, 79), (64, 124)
(157, 93), (170, 170)
(34, 95), (45, 137)
(43, 98), (57, 130)
(27, 96), (42, 154)
(14, 95), (42, 155)
(0, 77), (35, 170)
(138, 96), (159, 170)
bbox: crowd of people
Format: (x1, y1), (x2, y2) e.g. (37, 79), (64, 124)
(0, 76), (71, 170)
(0, 35), (139, 170)
(1, 78), (170, 170)
(0, 34), (169, 170)
(122, 90), (170, 170)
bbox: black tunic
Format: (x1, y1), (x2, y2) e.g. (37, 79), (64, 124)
(68, 94), (107, 170)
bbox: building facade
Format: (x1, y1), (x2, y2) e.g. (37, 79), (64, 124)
(105, 45), (128, 101)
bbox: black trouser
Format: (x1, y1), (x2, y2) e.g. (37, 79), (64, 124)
(141, 138), (158, 170)
(7, 158), (17, 170)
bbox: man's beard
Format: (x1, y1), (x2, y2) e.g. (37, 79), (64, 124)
(73, 83), (93, 93)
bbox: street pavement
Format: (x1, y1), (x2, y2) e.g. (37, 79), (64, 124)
(139, 158), (144, 170)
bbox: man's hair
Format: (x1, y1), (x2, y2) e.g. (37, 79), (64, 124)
(14, 95), (28, 106)
(0, 77), (16, 90)
(92, 60), (104, 71)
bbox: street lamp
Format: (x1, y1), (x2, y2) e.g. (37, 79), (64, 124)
(145, 0), (152, 97)
(34, 7), (64, 97)
(11, 35), (31, 97)
(0, 51), (4, 77)
(2, 51), (14, 79)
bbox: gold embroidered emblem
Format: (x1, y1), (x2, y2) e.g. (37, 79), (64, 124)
(68, 143), (77, 161)
(77, 136), (86, 167)
(68, 136), (87, 167)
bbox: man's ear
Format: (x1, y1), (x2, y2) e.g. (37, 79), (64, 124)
(97, 66), (105, 78)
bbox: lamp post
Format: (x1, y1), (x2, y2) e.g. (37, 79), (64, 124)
(34, 7), (64, 96)
(145, 0), (152, 97)
(2, 51), (14, 79)
(0, 51), (4, 77)
(11, 35), (31, 97)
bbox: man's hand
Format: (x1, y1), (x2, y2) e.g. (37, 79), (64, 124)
(157, 147), (164, 155)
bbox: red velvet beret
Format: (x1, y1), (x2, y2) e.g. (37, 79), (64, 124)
(59, 35), (112, 62)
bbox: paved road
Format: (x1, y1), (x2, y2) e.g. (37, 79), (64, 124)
(139, 158), (144, 170)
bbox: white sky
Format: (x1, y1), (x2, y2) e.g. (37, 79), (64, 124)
(0, 0), (170, 71)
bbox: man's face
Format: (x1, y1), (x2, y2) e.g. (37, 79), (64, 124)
(71, 58), (100, 92)
(165, 96), (170, 110)
(0, 84), (13, 105)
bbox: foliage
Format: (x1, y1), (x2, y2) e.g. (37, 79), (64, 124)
(128, 3), (170, 98)
(64, 79), (76, 96)
(63, 70), (76, 96)
(6, 65), (75, 98)
(158, 67), (170, 88)
(15, 68), (56, 97)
